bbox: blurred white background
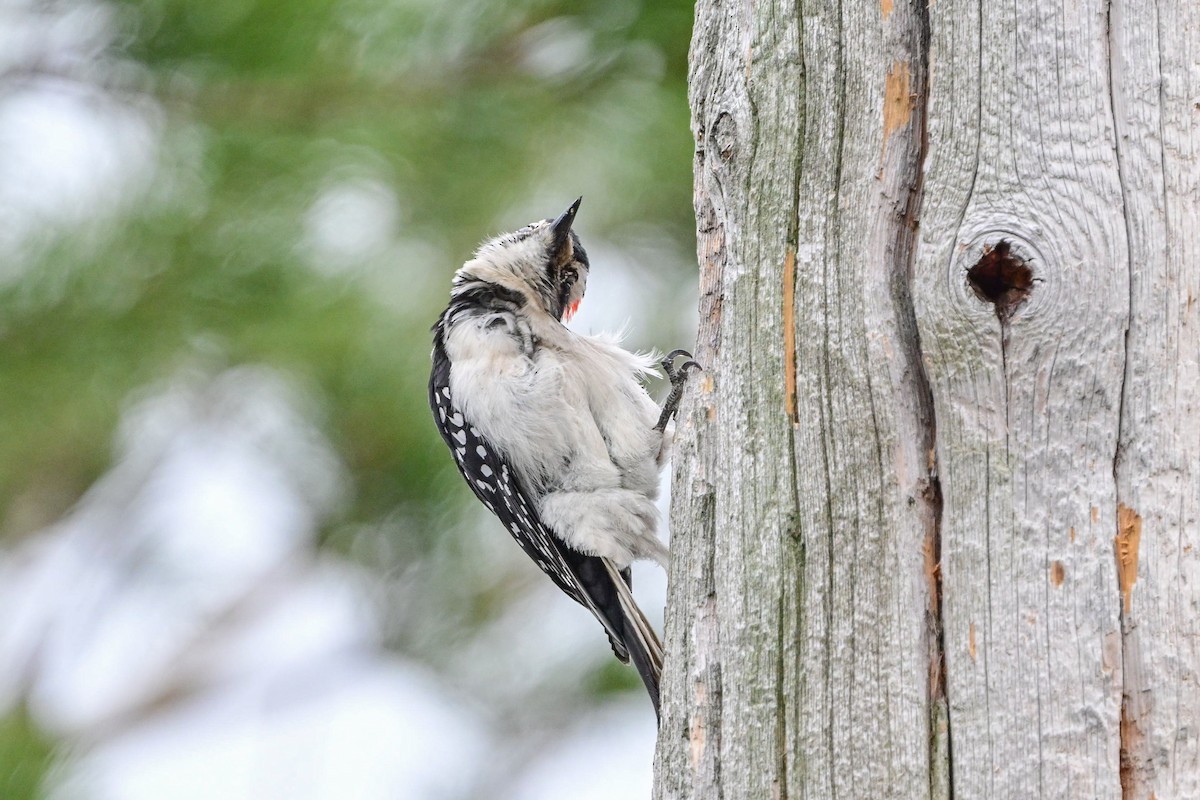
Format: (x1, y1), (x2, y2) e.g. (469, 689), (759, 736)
(0, 0), (696, 796)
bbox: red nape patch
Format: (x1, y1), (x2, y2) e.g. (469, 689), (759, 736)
(563, 299), (581, 322)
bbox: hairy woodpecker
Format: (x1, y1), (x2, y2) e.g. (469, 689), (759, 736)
(429, 198), (698, 715)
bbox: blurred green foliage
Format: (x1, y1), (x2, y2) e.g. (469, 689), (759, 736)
(1, 0), (697, 557)
(1, 6), (700, 755)
(0, 709), (56, 800)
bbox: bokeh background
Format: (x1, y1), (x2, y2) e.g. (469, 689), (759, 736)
(0, 0), (698, 797)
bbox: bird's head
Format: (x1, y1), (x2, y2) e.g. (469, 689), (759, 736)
(457, 198), (589, 322)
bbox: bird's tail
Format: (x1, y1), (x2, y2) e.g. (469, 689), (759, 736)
(601, 558), (664, 718)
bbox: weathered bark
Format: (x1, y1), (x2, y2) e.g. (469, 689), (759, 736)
(915, 0), (1128, 794)
(1109, 0), (1200, 796)
(655, 0), (1198, 797)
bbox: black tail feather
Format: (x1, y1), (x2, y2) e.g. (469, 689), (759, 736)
(557, 545), (663, 719)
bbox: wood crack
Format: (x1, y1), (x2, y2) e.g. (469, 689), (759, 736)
(1105, 0), (1142, 794)
(900, 0), (953, 795)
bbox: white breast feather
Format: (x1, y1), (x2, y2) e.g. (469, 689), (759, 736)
(443, 313), (669, 567)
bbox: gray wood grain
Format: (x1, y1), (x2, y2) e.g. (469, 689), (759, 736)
(1110, 0), (1200, 796)
(658, 0), (1198, 796)
(913, 0), (1133, 795)
(656, 0), (936, 796)
(654, 3), (801, 797)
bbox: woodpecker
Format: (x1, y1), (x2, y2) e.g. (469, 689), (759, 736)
(429, 198), (698, 715)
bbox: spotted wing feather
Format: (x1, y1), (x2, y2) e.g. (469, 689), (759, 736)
(429, 330), (663, 713)
(429, 342), (625, 630)
(430, 376), (586, 603)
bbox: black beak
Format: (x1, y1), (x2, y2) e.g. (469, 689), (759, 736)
(550, 197), (582, 259)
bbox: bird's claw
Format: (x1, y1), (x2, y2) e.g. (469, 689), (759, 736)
(661, 349), (702, 385)
(654, 349), (703, 432)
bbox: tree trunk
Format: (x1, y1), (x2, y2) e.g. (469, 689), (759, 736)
(655, 0), (1198, 797)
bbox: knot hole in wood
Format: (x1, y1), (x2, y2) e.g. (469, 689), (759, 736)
(966, 239), (1033, 323)
(952, 232), (1049, 323)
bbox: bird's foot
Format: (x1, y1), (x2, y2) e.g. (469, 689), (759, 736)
(654, 350), (702, 432)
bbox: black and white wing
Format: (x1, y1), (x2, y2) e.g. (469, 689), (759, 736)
(429, 336), (663, 713)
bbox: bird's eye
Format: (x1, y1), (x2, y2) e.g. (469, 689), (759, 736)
(562, 268), (578, 285)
